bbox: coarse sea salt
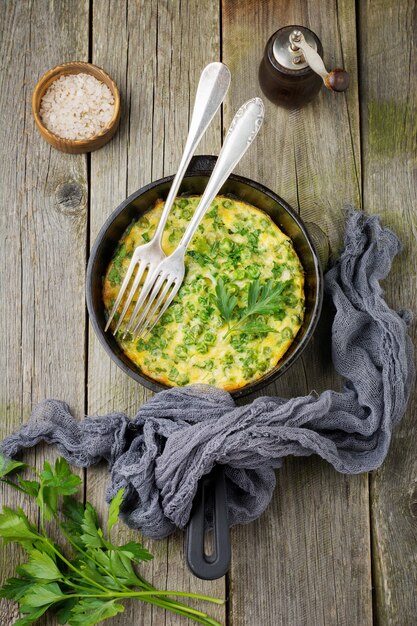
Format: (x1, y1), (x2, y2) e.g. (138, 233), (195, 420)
(39, 73), (115, 141)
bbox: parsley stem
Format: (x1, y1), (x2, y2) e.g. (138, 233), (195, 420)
(223, 306), (260, 338)
(131, 598), (223, 626)
(38, 537), (110, 593)
(223, 319), (245, 338)
(112, 590), (224, 604)
(126, 592), (221, 624)
(55, 517), (133, 593)
(223, 325), (237, 339)
(62, 590), (223, 604)
(64, 580), (101, 593)
(0, 478), (29, 494)
(57, 591), (223, 624)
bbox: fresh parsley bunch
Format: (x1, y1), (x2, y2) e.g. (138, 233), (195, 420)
(0, 455), (223, 626)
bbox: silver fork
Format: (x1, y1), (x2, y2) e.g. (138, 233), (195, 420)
(126, 97), (265, 339)
(105, 62), (231, 334)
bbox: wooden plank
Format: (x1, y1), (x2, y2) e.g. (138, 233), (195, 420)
(87, 1), (225, 624)
(359, 1), (417, 623)
(0, 0), (89, 623)
(222, 1), (372, 624)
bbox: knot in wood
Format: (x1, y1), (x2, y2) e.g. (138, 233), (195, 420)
(55, 181), (85, 215)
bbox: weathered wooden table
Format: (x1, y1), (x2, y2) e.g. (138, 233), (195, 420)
(1, 1), (416, 624)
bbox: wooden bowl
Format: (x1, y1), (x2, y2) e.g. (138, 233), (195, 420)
(32, 61), (121, 154)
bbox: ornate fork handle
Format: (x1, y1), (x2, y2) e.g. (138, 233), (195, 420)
(179, 97), (265, 251)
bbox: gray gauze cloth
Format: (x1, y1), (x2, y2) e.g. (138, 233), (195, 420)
(1, 211), (414, 539)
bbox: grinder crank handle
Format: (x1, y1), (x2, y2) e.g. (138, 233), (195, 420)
(290, 30), (350, 92)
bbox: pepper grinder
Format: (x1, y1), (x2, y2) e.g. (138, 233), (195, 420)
(259, 25), (349, 108)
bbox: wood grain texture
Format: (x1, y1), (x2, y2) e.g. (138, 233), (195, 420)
(222, 1), (372, 624)
(359, 1), (417, 624)
(0, 0), (89, 624)
(87, 1), (225, 624)
(1, 1), (415, 625)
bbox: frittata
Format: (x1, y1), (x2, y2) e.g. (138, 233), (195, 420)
(103, 195), (305, 391)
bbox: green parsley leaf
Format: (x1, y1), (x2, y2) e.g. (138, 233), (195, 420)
(19, 549), (63, 581)
(71, 555), (113, 590)
(214, 278), (237, 323)
(243, 279), (292, 318)
(17, 478), (40, 497)
(14, 603), (55, 626)
(107, 488), (125, 536)
(56, 598), (78, 625)
(108, 549), (136, 581)
(223, 279), (294, 338)
(246, 278), (261, 309)
(87, 547), (111, 572)
(62, 496), (84, 529)
(68, 598), (125, 626)
(60, 496), (86, 550)
(116, 541), (154, 563)
(0, 576), (36, 601)
(0, 506), (39, 544)
(37, 458), (81, 520)
(41, 458), (81, 495)
(0, 454), (26, 477)
(20, 582), (65, 608)
(80, 502), (106, 548)
(236, 321), (278, 336)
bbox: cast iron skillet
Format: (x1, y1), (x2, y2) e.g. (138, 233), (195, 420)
(86, 155), (323, 580)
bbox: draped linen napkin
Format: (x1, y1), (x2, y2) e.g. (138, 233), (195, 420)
(2, 211), (414, 539)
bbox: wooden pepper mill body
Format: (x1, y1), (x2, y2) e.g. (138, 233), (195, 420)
(259, 25), (348, 108)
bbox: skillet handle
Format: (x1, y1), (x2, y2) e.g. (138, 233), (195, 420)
(186, 466), (231, 580)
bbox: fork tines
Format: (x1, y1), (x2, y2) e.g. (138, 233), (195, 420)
(105, 247), (180, 341)
(122, 270), (180, 340)
(105, 253), (148, 335)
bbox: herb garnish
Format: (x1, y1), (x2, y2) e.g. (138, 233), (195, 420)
(214, 278), (237, 324)
(0, 455), (223, 626)
(214, 277), (293, 338)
